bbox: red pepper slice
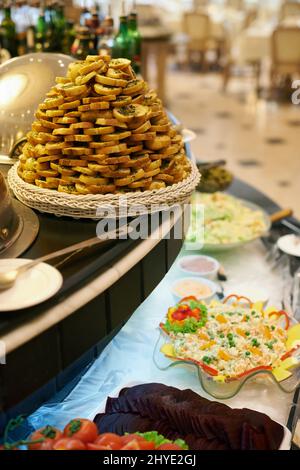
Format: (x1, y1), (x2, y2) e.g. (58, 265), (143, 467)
(180, 296), (197, 303)
(223, 294), (253, 306)
(163, 351), (219, 377)
(280, 344), (300, 361)
(268, 310), (290, 330)
(236, 365), (272, 379)
(184, 356), (219, 376)
(159, 322), (169, 335)
(200, 363), (219, 377)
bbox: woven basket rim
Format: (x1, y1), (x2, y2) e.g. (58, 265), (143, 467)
(9, 161), (199, 200)
(8, 161), (200, 219)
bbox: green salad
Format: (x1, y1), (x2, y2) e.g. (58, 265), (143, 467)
(187, 192), (267, 245)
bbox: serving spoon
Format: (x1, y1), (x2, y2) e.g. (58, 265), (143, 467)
(0, 225), (130, 291)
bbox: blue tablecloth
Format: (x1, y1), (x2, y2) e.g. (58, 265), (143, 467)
(28, 241), (292, 432)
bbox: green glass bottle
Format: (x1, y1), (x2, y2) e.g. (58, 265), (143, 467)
(52, 1), (66, 52)
(128, 8), (141, 74)
(62, 20), (76, 55)
(44, 1), (55, 51)
(35, 4), (48, 52)
(112, 5), (129, 59)
(1, 2), (18, 57)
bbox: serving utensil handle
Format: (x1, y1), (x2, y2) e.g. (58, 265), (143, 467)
(17, 226), (129, 274)
(270, 208), (293, 224)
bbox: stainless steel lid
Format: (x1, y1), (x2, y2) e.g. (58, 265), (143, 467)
(0, 52), (73, 162)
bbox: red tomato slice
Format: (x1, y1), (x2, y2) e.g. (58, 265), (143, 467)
(156, 443), (183, 450)
(120, 434), (142, 445)
(53, 438), (86, 450)
(120, 434), (155, 449)
(87, 443), (112, 450)
(172, 311), (187, 321)
(94, 433), (123, 450)
(190, 308), (200, 319)
(136, 439), (156, 450)
(64, 419), (98, 443)
(121, 439), (141, 450)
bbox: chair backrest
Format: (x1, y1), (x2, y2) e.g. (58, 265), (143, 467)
(183, 12), (210, 41)
(272, 27), (300, 65)
(281, 1), (300, 19)
(243, 9), (257, 29)
(226, 0), (244, 10)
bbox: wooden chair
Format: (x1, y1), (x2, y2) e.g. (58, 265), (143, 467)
(280, 1), (300, 20)
(271, 27), (300, 88)
(183, 12), (212, 69)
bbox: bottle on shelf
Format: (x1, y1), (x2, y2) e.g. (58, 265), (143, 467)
(80, 1), (91, 27)
(62, 19), (76, 56)
(112, 1), (129, 59)
(97, 4), (114, 57)
(44, 0), (56, 51)
(26, 24), (35, 53)
(71, 26), (97, 60)
(128, 1), (141, 74)
(0, 1), (18, 57)
(35, 1), (48, 52)
(95, 1), (104, 25)
(87, 5), (100, 51)
(52, 0), (66, 52)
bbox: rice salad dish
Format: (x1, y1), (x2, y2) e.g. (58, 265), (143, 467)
(160, 296), (289, 379)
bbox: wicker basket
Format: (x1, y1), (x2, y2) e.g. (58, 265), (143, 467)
(8, 162), (200, 220)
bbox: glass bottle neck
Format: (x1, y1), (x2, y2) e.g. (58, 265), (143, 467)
(119, 16), (128, 35)
(128, 14), (137, 31)
(4, 7), (11, 20)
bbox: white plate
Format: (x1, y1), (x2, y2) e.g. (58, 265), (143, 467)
(0, 259), (63, 311)
(278, 234), (300, 258)
(92, 381), (291, 450)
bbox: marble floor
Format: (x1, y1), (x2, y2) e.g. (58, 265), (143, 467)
(166, 69), (300, 218)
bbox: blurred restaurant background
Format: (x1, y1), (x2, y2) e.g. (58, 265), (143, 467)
(0, 0), (300, 216)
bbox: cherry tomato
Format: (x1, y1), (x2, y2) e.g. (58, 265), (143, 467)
(94, 433), (123, 450)
(53, 438), (86, 450)
(156, 443), (183, 450)
(87, 443), (112, 450)
(29, 426), (63, 450)
(64, 419), (98, 443)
